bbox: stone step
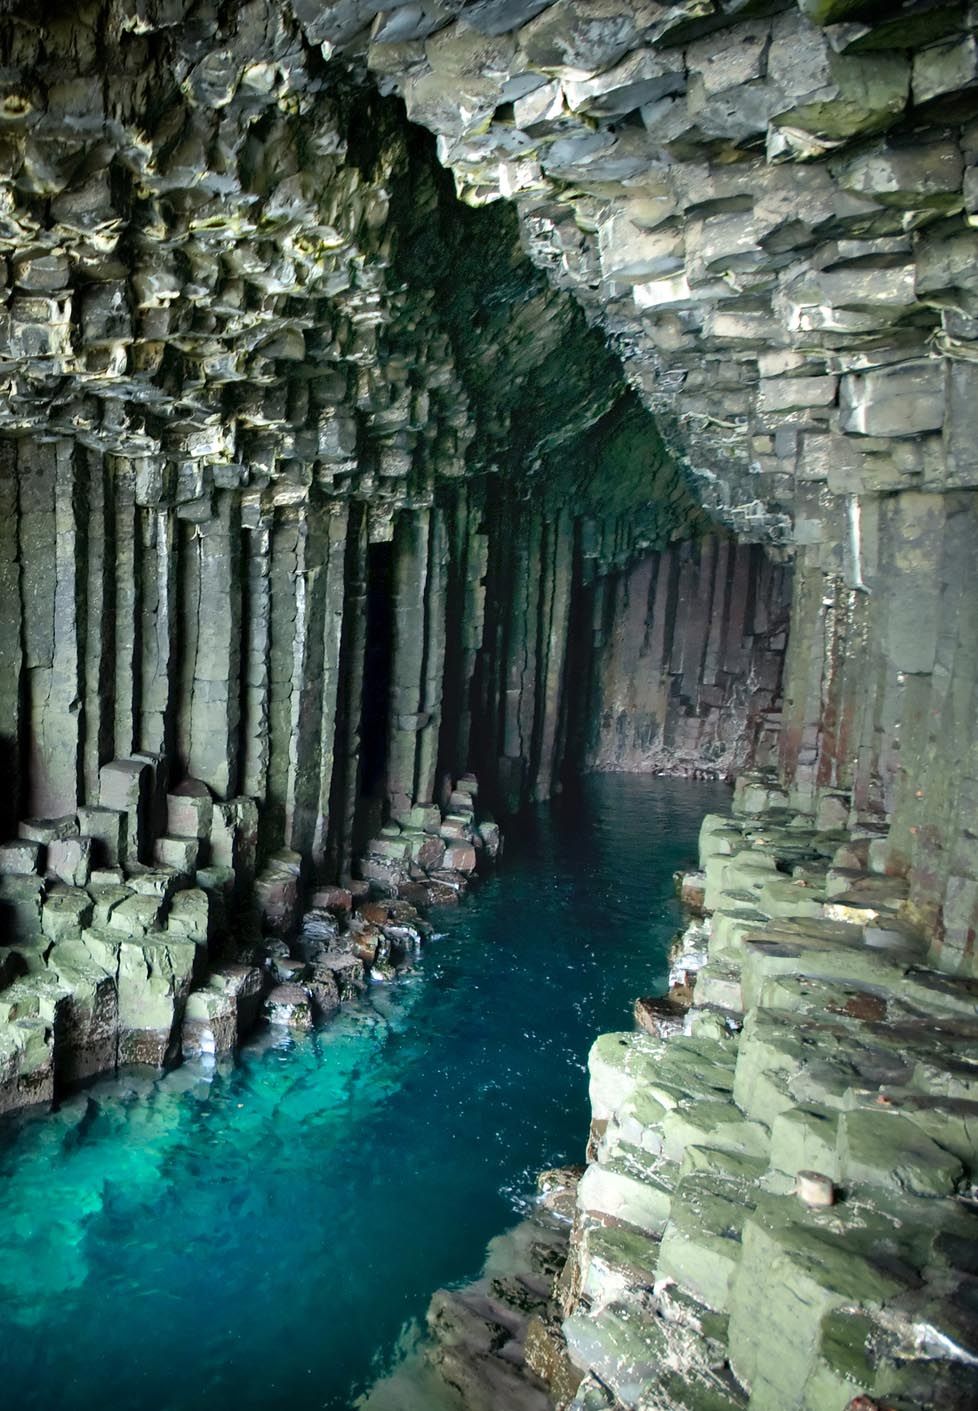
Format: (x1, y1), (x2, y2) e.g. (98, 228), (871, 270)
(565, 1284), (744, 1411)
(692, 962), (744, 1012)
(656, 1170), (760, 1314)
(166, 785), (213, 840)
(575, 1223), (660, 1312)
(0, 1017), (54, 1115)
(46, 836), (93, 887)
(812, 1297), (978, 1411)
(727, 1189), (974, 1411)
(0, 874), (46, 940)
(0, 840), (42, 876)
(18, 817), (78, 845)
(838, 1106), (963, 1197)
(41, 887), (93, 942)
(110, 891), (165, 936)
(577, 1147), (676, 1237)
(737, 926), (913, 1011)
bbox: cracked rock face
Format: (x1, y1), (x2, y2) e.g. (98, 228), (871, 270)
(340, 0), (978, 549)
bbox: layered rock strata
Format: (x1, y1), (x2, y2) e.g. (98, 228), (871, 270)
(546, 776), (978, 1411)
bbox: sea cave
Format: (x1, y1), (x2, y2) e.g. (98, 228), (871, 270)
(0, 2), (977, 1409)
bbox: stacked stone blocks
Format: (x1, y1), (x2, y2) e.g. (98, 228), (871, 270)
(0, 750), (496, 1111)
(554, 774), (978, 1411)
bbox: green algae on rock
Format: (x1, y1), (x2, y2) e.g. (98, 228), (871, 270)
(543, 780), (978, 1411)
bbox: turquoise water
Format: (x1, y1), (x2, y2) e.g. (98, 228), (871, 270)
(0, 776), (725, 1411)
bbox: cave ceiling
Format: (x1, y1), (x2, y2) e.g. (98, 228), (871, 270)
(0, 0), (711, 568)
(0, 0), (973, 566)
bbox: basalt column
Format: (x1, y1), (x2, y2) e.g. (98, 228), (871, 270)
(436, 485), (489, 797)
(386, 508), (449, 825)
(325, 502), (369, 882)
(281, 500), (349, 869)
(0, 428), (438, 892)
(779, 491), (978, 973)
(185, 491), (242, 800)
(0, 443), (21, 837)
(22, 439), (86, 820)
(472, 479), (791, 812)
(579, 538), (791, 779)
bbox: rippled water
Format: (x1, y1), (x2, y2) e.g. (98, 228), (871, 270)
(0, 776), (726, 1411)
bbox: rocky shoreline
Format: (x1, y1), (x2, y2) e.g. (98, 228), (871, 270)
(401, 772), (978, 1411)
(0, 763), (495, 1117)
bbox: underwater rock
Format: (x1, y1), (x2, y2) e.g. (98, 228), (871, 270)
(423, 1214), (570, 1411)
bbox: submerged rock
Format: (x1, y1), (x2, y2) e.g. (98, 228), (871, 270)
(424, 1216), (570, 1411)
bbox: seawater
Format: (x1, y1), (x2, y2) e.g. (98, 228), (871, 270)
(0, 776), (727, 1411)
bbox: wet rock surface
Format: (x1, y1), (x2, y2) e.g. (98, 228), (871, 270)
(362, 1168), (583, 1411)
(543, 778), (978, 1411)
(0, 759), (491, 1113)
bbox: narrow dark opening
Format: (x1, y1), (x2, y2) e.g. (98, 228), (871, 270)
(359, 540), (394, 801)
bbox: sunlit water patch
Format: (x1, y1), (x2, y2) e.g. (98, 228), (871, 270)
(0, 776), (727, 1411)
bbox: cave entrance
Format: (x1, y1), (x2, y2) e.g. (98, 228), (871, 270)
(358, 540), (394, 813)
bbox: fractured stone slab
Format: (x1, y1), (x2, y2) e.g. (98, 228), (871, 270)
(77, 806), (128, 868)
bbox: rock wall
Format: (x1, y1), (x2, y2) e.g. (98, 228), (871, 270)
(3, 0), (978, 1104)
(0, 1), (797, 1107)
(781, 498), (978, 975)
(577, 536), (790, 779)
(315, 0), (978, 975)
(546, 796), (978, 1411)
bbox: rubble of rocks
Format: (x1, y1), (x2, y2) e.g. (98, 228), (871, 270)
(0, 750), (492, 1113)
(535, 773), (978, 1410)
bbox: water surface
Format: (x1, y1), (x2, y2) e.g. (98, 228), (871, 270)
(0, 776), (726, 1411)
